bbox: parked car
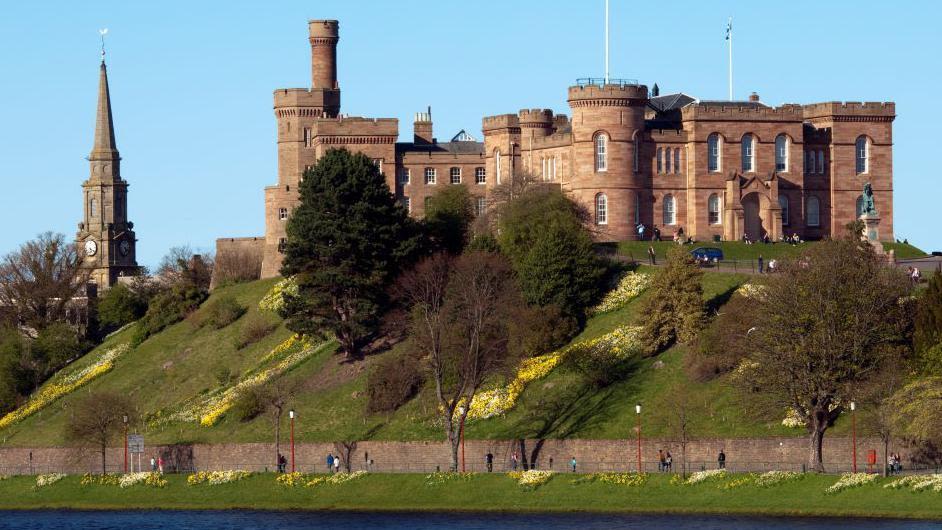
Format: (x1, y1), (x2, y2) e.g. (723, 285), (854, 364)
(690, 247), (724, 265)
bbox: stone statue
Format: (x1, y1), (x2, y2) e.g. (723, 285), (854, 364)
(861, 182), (877, 216)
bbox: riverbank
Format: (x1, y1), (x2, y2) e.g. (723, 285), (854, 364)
(0, 472), (940, 519)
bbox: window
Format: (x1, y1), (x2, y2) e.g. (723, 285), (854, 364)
(425, 168), (436, 185)
(399, 168), (411, 185)
(303, 128), (312, 147)
(279, 208), (288, 221)
(89, 198), (97, 217)
(634, 192), (641, 225)
(741, 134), (754, 172)
(665, 148), (672, 174)
(401, 196), (411, 213)
(494, 149), (502, 184)
(708, 194), (721, 225)
(707, 133), (721, 172)
(663, 195), (676, 225)
(277, 238), (287, 253)
(372, 159), (383, 174)
(805, 150), (815, 174)
(817, 150), (825, 175)
(595, 133), (608, 172)
(551, 156), (558, 180)
(856, 195), (865, 218)
(632, 134), (640, 173)
(424, 196), (432, 210)
(475, 196), (487, 216)
(475, 167), (486, 184)
(775, 135), (788, 172)
(807, 196), (820, 227)
(856, 136), (869, 174)
(674, 148), (681, 174)
(656, 147), (663, 174)
(450, 167), (461, 184)
(779, 195), (790, 226)
(595, 193), (608, 225)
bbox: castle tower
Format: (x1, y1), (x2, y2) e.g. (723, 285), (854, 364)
(76, 57), (138, 289)
(567, 81), (648, 240)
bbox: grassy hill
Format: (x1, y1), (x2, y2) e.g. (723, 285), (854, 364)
(0, 267), (826, 448)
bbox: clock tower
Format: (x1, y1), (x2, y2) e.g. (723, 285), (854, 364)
(76, 56), (138, 289)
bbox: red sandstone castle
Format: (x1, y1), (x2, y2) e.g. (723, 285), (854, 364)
(215, 20), (896, 279)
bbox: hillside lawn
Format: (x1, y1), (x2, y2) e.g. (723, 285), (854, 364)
(1, 263), (870, 447)
(0, 472), (941, 519)
(618, 240), (927, 262)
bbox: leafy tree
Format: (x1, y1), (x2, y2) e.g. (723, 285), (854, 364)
(0, 232), (88, 331)
(638, 246), (705, 354)
(497, 187), (604, 321)
(97, 283), (147, 331)
(33, 322), (87, 378)
(889, 377), (942, 447)
(281, 148), (423, 359)
(0, 328), (29, 413)
(425, 186), (474, 255)
(742, 239), (913, 471)
(65, 391), (134, 474)
(914, 272), (942, 374)
(687, 293), (757, 381)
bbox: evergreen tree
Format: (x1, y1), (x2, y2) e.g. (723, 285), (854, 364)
(424, 185), (474, 255)
(639, 246), (705, 354)
(281, 149), (422, 359)
(915, 271), (942, 374)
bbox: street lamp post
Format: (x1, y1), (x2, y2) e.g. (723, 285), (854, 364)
(850, 401), (857, 473)
(123, 414), (128, 474)
(635, 404), (642, 473)
(458, 406), (467, 473)
(289, 410), (296, 474)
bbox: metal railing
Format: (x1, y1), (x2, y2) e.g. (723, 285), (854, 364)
(575, 78), (639, 88)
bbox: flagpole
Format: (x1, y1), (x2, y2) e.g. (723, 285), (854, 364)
(727, 17), (733, 101)
(605, 0), (610, 84)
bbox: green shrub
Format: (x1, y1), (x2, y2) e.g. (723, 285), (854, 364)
(97, 283), (147, 331)
(234, 313), (279, 349)
(638, 246), (705, 355)
(232, 387), (266, 422)
(508, 304), (579, 358)
(366, 349), (424, 414)
(33, 322), (88, 376)
(686, 294), (757, 382)
(213, 365), (235, 387)
(131, 286), (207, 347)
(199, 296), (246, 329)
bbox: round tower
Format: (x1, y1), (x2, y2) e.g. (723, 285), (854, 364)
(518, 108), (554, 138)
(309, 19), (339, 90)
(567, 82), (648, 240)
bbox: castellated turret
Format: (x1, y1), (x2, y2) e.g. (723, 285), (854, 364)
(309, 19), (339, 90)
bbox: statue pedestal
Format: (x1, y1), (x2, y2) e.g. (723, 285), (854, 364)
(860, 213), (885, 256)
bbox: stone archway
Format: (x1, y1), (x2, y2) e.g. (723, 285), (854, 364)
(742, 192), (764, 240)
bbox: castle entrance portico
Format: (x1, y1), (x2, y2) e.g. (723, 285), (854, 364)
(742, 192), (763, 241)
(723, 174), (783, 242)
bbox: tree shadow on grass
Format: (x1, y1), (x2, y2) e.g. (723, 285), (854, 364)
(704, 282), (742, 315)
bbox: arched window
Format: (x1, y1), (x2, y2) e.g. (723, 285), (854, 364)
(663, 194), (676, 225)
(708, 193), (721, 225)
(634, 192), (641, 225)
(632, 132), (640, 173)
(805, 150), (815, 174)
(595, 193), (608, 225)
(741, 134), (755, 172)
(856, 136), (869, 174)
(494, 149), (502, 184)
(595, 133), (608, 172)
(817, 150), (825, 175)
(779, 195), (790, 226)
(674, 148), (681, 174)
(552, 156), (558, 180)
(656, 147), (663, 174)
(856, 195), (865, 218)
(807, 196), (820, 227)
(775, 135), (788, 172)
(665, 148), (672, 174)
(707, 133), (721, 172)
(89, 198), (97, 217)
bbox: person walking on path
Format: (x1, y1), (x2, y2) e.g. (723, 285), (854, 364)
(334, 456), (341, 473)
(486, 452), (494, 472)
(658, 450), (666, 472)
(570, 456), (577, 473)
(665, 452), (673, 472)
(758, 254), (764, 274)
(150, 457), (157, 472)
(277, 453), (287, 473)
(511, 451), (519, 471)
(157, 456), (164, 474)
(717, 450), (726, 470)
(648, 245), (656, 265)
(326, 453), (334, 474)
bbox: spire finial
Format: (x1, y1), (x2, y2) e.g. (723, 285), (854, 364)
(98, 28), (108, 64)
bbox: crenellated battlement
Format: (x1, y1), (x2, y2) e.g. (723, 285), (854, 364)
(482, 113), (520, 132)
(518, 108), (554, 126)
(682, 103), (804, 122)
(310, 116), (399, 137)
(273, 88), (340, 117)
(802, 101), (895, 121)
(568, 83), (648, 107)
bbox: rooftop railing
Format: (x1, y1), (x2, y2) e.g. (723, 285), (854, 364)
(575, 77), (639, 88)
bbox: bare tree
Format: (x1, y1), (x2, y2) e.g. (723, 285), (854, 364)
(399, 251), (519, 471)
(662, 382), (693, 477)
(157, 245), (214, 291)
(254, 380), (300, 471)
(65, 391), (134, 474)
(333, 441), (358, 473)
(0, 232), (89, 332)
(743, 238), (912, 472)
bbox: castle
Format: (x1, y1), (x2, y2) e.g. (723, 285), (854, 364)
(216, 20), (895, 279)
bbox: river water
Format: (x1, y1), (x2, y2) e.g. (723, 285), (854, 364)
(0, 511), (936, 530)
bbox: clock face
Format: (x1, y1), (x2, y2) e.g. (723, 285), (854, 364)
(84, 240), (98, 257)
(119, 240), (131, 256)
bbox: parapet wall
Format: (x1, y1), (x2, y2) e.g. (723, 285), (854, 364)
(568, 83), (648, 106)
(682, 104), (804, 122)
(803, 101), (896, 121)
(211, 237), (264, 289)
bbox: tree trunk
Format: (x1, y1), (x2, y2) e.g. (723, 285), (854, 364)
(883, 438), (890, 477)
(448, 432), (460, 472)
(100, 444), (107, 475)
(274, 413), (281, 471)
(808, 423), (826, 473)
(529, 439), (547, 470)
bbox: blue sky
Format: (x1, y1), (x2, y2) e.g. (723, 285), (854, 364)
(0, 0), (938, 267)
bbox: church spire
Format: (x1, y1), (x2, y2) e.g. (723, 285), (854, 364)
(89, 60), (119, 161)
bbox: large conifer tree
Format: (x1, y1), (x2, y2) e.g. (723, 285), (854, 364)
(281, 149), (422, 359)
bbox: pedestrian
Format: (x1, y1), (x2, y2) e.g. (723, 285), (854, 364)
(654, 227), (661, 242)
(637, 223), (646, 240)
(912, 267), (922, 285)
(768, 259), (777, 273)
(665, 452), (673, 472)
(511, 451), (519, 471)
(570, 456), (577, 473)
(549, 457), (554, 470)
(334, 456), (341, 473)
(757, 254), (764, 274)
(277, 453), (286, 473)
(717, 450), (726, 470)
(150, 457), (157, 472)
(648, 245), (656, 265)
(658, 449), (665, 472)
(486, 452), (494, 473)
(326, 453), (334, 473)
(157, 455), (164, 474)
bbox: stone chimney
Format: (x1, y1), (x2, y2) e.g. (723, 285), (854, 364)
(414, 106), (433, 145)
(749, 92), (760, 102)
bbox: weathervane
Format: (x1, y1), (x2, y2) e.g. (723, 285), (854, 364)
(98, 28), (108, 63)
